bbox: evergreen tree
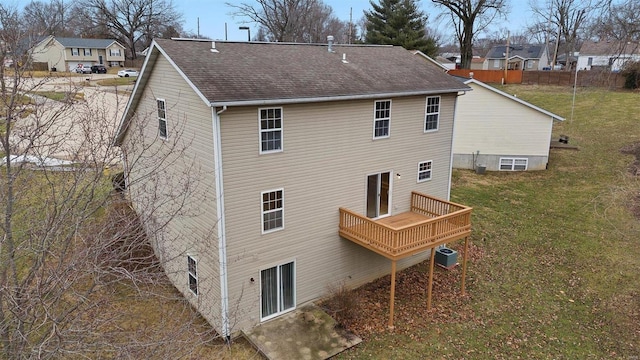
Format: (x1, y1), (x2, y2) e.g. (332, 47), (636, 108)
(364, 0), (437, 57)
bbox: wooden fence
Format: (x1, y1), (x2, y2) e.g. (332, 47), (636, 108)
(449, 68), (626, 88)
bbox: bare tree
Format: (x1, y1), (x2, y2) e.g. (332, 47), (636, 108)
(227, 0), (347, 43)
(431, 0), (508, 69)
(589, 0), (640, 42)
(529, 0), (607, 70)
(21, 0), (74, 37)
(87, 0), (183, 59)
(0, 14), (236, 357)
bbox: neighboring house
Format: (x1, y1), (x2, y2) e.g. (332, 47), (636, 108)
(29, 35), (125, 71)
(484, 44), (550, 71)
(452, 77), (564, 171)
(470, 57), (485, 70)
(114, 38), (473, 336)
(577, 40), (640, 72)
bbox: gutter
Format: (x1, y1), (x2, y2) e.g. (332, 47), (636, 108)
(448, 90), (467, 201)
(212, 105), (230, 340)
(209, 88), (471, 107)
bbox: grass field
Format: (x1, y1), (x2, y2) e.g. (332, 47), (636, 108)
(329, 85), (640, 359)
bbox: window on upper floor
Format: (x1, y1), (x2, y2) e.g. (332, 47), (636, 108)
(71, 48), (79, 56)
(373, 100), (391, 139)
(417, 160), (433, 182)
(262, 189), (284, 233)
(187, 255), (198, 295)
(259, 108), (282, 153)
(500, 157), (528, 171)
(424, 96), (440, 132)
(157, 99), (167, 139)
(83, 48), (91, 56)
(110, 49), (121, 57)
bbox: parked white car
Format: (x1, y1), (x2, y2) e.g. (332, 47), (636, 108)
(117, 69), (139, 77)
(74, 66), (92, 74)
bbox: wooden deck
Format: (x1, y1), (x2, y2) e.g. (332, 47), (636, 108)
(339, 192), (472, 260)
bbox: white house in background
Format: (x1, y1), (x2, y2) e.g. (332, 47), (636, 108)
(453, 78), (565, 171)
(577, 40), (640, 72)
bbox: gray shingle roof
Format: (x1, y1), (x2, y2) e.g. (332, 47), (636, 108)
(579, 40), (640, 56)
(485, 44), (546, 59)
(54, 37), (118, 49)
(153, 38), (469, 104)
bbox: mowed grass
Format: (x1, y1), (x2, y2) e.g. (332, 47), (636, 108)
(335, 86), (640, 359)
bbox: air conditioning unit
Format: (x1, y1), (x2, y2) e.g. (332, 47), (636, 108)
(435, 247), (458, 269)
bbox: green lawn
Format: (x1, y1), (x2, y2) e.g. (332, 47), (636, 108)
(333, 86), (640, 359)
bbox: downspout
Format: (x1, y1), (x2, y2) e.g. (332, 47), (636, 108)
(448, 92), (465, 201)
(212, 105), (230, 340)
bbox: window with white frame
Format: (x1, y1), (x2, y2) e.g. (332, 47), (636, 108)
(71, 48), (79, 56)
(262, 189), (283, 233)
(261, 261), (295, 320)
(527, 60), (533, 69)
(493, 59), (500, 68)
(373, 100), (391, 138)
(83, 48), (91, 56)
(110, 48), (121, 56)
(187, 255), (198, 295)
(500, 157), (528, 171)
(417, 160), (433, 182)
(157, 99), (167, 139)
(424, 96), (440, 132)
(259, 108), (282, 153)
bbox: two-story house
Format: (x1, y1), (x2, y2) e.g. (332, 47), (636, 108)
(114, 38), (473, 337)
(29, 36), (125, 71)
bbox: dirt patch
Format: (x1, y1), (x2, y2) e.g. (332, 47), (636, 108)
(620, 142), (640, 219)
(321, 242), (484, 340)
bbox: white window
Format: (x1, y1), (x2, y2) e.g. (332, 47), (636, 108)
(373, 100), (391, 139)
(71, 48), (79, 56)
(83, 48), (91, 56)
(157, 99), (167, 139)
(261, 189), (284, 233)
(424, 96), (440, 132)
(187, 255), (198, 295)
(259, 108), (282, 153)
(493, 59), (500, 68)
(527, 60), (533, 69)
(417, 160), (432, 182)
(261, 261), (295, 320)
(500, 157), (528, 171)
(110, 48), (121, 56)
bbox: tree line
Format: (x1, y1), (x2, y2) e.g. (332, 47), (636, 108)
(3, 0), (639, 68)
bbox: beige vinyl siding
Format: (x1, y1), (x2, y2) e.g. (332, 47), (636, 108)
(122, 55), (223, 330)
(454, 82), (553, 157)
(106, 44), (125, 63)
(219, 94), (457, 330)
(30, 39), (66, 71)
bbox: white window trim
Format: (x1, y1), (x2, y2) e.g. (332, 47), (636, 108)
(157, 98), (167, 140)
(261, 188), (284, 234)
(187, 255), (198, 296)
(110, 48), (121, 56)
(71, 48), (79, 56)
(83, 48), (91, 56)
(260, 260), (296, 321)
(258, 107), (283, 154)
(424, 96), (440, 133)
(499, 157), (528, 171)
(493, 59), (500, 68)
(372, 99), (391, 139)
(417, 160), (433, 182)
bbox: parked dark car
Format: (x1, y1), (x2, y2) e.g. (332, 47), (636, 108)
(91, 65), (107, 74)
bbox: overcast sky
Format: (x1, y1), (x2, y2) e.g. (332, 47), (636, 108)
(178, 0), (532, 43)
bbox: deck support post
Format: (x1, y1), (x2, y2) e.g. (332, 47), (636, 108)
(461, 236), (470, 295)
(427, 248), (435, 310)
(388, 260), (397, 329)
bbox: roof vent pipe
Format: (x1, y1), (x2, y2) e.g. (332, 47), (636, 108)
(327, 35), (334, 52)
(211, 41), (218, 53)
(342, 53), (348, 63)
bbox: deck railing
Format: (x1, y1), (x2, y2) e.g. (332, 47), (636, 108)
(339, 192), (472, 260)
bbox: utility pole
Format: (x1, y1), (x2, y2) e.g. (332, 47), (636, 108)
(504, 31), (510, 83)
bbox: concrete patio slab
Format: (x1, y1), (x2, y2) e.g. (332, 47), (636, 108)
(243, 303), (361, 360)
